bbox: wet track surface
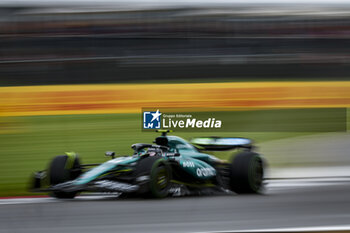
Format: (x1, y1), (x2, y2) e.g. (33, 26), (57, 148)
(1, 179), (350, 233)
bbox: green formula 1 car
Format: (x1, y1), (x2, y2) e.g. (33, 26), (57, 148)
(30, 130), (265, 198)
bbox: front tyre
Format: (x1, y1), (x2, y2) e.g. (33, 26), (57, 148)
(134, 156), (172, 198)
(229, 151), (264, 194)
(49, 155), (82, 199)
(149, 159), (172, 198)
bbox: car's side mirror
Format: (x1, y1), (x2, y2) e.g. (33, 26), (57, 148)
(105, 151), (115, 159)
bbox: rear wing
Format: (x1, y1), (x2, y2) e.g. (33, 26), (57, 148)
(190, 137), (253, 151)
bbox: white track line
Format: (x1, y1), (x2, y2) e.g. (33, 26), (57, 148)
(195, 225), (350, 233)
(267, 177), (350, 187)
(0, 198), (57, 205)
(0, 194), (118, 205)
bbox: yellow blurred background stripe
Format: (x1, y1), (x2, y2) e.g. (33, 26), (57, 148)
(1, 81), (350, 116)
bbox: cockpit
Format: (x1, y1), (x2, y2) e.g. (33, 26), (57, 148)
(155, 135), (198, 153)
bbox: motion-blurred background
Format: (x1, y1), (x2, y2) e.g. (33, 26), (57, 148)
(2, 0), (350, 85)
(1, 0), (350, 196)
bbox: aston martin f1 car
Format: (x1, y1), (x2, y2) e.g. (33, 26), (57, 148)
(30, 130), (265, 198)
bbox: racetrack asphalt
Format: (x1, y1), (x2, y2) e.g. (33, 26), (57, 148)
(1, 178), (350, 233)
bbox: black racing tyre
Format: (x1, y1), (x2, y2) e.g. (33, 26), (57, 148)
(49, 155), (81, 199)
(149, 159), (172, 198)
(134, 156), (172, 198)
(229, 151), (264, 194)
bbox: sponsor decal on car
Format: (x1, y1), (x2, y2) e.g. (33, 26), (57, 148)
(182, 161), (195, 168)
(94, 180), (139, 192)
(196, 167), (216, 177)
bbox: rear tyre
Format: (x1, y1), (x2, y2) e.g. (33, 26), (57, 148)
(49, 155), (82, 199)
(229, 151), (264, 194)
